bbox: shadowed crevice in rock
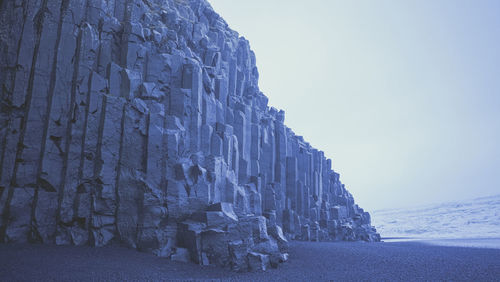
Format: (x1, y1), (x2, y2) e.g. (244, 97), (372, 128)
(0, 0), (379, 271)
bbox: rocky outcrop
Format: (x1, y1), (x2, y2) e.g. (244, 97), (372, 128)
(0, 0), (379, 271)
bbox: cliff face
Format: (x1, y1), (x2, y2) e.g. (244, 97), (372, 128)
(0, 0), (379, 271)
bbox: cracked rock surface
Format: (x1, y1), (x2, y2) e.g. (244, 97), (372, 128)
(0, 0), (379, 271)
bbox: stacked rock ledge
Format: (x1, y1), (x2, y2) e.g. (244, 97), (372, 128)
(0, 0), (380, 271)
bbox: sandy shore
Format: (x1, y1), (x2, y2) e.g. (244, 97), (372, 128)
(1, 240), (499, 281)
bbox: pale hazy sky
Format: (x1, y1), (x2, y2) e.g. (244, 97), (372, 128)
(208, 0), (500, 211)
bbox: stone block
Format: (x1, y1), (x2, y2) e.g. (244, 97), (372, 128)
(301, 225), (310, 241)
(229, 240), (249, 272)
(331, 206), (348, 220)
(264, 184), (277, 212)
(201, 124), (213, 154)
(4, 188), (34, 243)
(282, 209), (295, 234)
(171, 248), (191, 263)
(205, 211), (237, 228)
(140, 82), (165, 100)
(177, 221), (205, 264)
(247, 252), (270, 271)
(234, 185), (250, 217)
(207, 202), (238, 222)
(121, 69), (142, 100)
(201, 229), (230, 266)
(240, 216), (269, 242)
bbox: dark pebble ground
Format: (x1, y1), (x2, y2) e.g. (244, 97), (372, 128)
(1, 240), (499, 281)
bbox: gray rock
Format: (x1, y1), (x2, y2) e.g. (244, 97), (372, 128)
(207, 202), (238, 222)
(229, 240), (249, 272)
(0, 0), (379, 273)
(171, 247), (191, 263)
(247, 252), (270, 271)
(205, 211), (237, 227)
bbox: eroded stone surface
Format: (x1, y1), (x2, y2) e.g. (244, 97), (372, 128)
(0, 0), (379, 271)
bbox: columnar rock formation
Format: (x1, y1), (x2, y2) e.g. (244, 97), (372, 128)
(0, 0), (379, 271)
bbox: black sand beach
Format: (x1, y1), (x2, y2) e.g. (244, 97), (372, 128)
(1, 240), (499, 281)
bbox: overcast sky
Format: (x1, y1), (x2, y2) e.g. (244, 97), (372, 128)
(209, 0), (500, 211)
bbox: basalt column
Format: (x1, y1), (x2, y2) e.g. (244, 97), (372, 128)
(0, 0), (379, 271)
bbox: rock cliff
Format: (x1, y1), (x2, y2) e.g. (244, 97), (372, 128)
(0, 0), (379, 271)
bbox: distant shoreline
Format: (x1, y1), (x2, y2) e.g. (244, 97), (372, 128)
(386, 237), (500, 250)
(372, 194), (500, 245)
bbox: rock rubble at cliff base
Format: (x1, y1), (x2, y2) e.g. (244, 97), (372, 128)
(0, 0), (379, 271)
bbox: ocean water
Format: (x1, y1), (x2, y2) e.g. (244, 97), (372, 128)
(372, 194), (500, 247)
